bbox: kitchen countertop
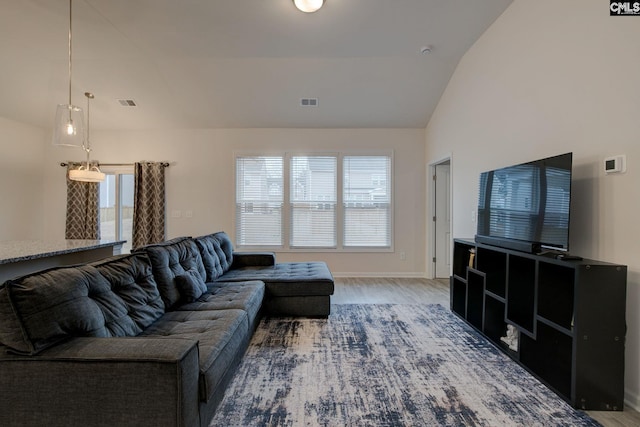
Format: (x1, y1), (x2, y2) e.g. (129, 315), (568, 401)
(0, 240), (126, 265)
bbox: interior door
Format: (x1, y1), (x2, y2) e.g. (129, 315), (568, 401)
(435, 162), (451, 278)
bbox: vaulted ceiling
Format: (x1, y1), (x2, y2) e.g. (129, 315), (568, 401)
(0, 0), (513, 130)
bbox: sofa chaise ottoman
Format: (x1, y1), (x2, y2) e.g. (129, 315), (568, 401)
(193, 232), (335, 317)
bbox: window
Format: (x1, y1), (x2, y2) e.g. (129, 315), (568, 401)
(290, 156), (337, 248)
(235, 156), (283, 246)
(343, 156), (391, 247)
(99, 167), (135, 253)
(235, 153), (392, 250)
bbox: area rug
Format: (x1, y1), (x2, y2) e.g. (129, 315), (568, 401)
(210, 304), (600, 426)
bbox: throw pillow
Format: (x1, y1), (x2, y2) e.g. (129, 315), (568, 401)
(175, 268), (208, 303)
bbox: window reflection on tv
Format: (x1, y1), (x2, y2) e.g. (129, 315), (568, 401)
(477, 153), (572, 251)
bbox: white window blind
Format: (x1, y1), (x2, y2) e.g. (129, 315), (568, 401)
(290, 156), (337, 248)
(235, 156), (283, 246)
(343, 155), (391, 247)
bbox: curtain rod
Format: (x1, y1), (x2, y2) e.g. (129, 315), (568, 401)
(60, 162), (170, 167)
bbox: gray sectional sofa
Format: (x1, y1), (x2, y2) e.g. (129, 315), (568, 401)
(0, 231), (334, 427)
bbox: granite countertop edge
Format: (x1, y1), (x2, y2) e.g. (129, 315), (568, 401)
(0, 240), (127, 265)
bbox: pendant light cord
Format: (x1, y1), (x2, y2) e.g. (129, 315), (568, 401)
(68, 0), (73, 106)
(84, 92), (94, 158)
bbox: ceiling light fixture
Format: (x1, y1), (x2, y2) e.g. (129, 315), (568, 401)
(293, 0), (324, 13)
(68, 92), (105, 182)
(53, 0), (84, 147)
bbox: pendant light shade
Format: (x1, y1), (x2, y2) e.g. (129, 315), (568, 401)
(53, 104), (84, 147)
(293, 0), (324, 13)
(53, 0), (84, 147)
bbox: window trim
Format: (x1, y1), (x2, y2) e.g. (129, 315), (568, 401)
(234, 150), (394, 253)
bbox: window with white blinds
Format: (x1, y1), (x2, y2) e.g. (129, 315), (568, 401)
(235, 153), (392, 250)
(235, 156), (283, 246)
(290, 156), (337, 248)
(343, 156), (392, 247)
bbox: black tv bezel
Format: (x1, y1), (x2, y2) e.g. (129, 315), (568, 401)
(474, 152), (573, 254)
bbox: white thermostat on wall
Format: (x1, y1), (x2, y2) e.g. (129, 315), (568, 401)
(604, 154), (626, 174)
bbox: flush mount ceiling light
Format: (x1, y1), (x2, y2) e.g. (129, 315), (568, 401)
(53, 0), (84, 147)
(68, 92), (105, 182)
(293, 0), (324, 13)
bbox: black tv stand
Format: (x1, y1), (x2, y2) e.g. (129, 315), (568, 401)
(451, 238), (626, 410)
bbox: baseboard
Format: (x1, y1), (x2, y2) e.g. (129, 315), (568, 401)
(624, 388), (640, 412)
(331, 272), (428, 278)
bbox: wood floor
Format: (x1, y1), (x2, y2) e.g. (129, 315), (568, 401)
(332, 277), (640, 427)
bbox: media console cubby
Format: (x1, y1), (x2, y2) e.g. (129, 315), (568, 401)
(506, 255), (536, 337)
(450, 238), (627, 410)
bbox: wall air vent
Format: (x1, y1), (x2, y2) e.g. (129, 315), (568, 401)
(117, 99), (138, 107)
(300, 98), (318, 107)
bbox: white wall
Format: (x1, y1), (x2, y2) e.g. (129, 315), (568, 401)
(41, 128), (427, 277)
(425, 0), (640, 408)
(0, 117), (46, 241)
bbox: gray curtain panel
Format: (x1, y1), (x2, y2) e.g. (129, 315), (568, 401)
(65, 163), (100, 240)
(132, 162), (166, 249)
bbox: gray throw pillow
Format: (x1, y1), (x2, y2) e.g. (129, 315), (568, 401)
(175, 268), (208, 303)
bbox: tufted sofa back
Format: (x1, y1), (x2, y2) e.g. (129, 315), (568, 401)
(135, 237), (207, 309)
(194, 232), (235, 282)
(91, 253), (166, 331)
(0, 253), (164, 355)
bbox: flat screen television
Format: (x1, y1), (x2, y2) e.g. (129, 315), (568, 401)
(475, 152), (572, 254)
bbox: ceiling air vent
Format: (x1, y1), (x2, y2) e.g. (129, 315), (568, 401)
(300, 98), (318, 107)
(117, 99), (138, 107)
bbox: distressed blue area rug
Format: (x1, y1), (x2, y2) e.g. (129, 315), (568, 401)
(211, 304), (600, 426)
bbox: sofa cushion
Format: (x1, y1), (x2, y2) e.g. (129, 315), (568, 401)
(217, 262), (334, 296)
(177, 281), (265, 329)
(140, 308), (249, 403)
(135, 237), (207, 309)
(91, 253), (165, 329)
(0, 263), (155, 355)
(175, 268), (208, 303)
(213, 232), (234, 270)
(194, 232), (234, 282)
(194, 235), (224, 282)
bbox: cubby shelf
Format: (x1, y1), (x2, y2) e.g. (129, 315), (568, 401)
(450, 238), (627, 411)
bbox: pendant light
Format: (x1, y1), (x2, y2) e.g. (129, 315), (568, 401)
(293, 0), (324, 13)
(68, 92), (105, 182)
(53, 0), (84, 147)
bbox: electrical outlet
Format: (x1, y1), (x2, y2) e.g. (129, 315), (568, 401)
(171, 210), (181, 218)
(400, 251), (406, 261)
(471, 210), (476, 222)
